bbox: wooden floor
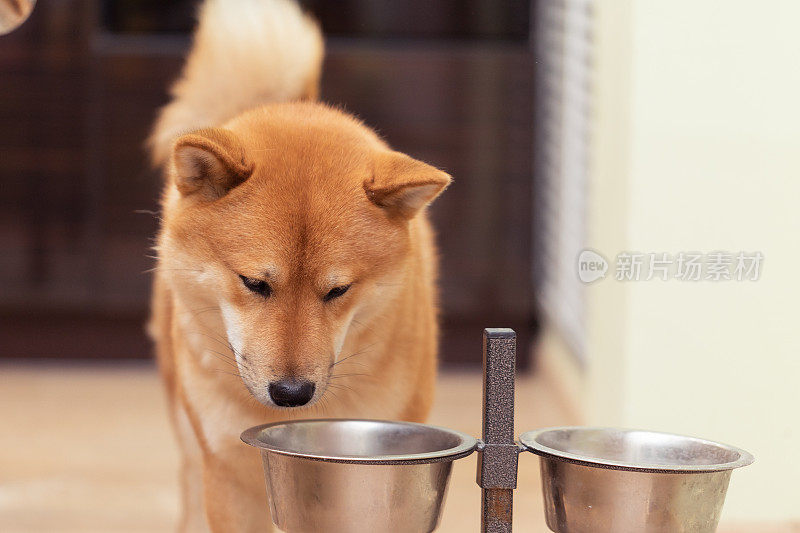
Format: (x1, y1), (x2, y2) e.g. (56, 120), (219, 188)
(0, 362), (795, 532)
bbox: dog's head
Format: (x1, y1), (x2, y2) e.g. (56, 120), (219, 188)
(159, 103), (450, 409)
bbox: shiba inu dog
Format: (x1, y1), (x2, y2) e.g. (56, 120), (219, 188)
(147, 0), (451, 531)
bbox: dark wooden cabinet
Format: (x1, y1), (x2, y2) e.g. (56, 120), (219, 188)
(0, 0), (536, 366)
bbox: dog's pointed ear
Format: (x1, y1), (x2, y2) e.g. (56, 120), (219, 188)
(364, 151), (452, 218)
(171, 128), (253, 200)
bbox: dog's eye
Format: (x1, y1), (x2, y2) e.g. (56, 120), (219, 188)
(239, 275), (271, 297)
(324, 284), (351, 302)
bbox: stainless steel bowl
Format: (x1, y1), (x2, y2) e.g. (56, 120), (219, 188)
(241, 419), (477, 533)
(519, 427), (754, 533)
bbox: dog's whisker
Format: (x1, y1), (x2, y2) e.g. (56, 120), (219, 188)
(223, 339), (244, 359)
(203, 348), (242, 370)
(145, 267), (206, 274)
(330, 372), (370, 380)
(197, 341), (250, 371)
(351, 318), (380, 337)
(203, 346), (238, 364)
(183, 305), (221, 318)
(333, 360), (368, 370)
(331, 341), (379, 368)
(320, 394), (333, 416)
(321, 389), (340, 413)
(327, 382), (355, 394)
(188, 330), (237, 353)
(184, 327), (252, 371)
(245, 394), (261, 411)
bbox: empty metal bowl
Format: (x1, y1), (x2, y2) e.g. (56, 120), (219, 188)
(519, 427), (754, 533)
(241, 419), (477, 533)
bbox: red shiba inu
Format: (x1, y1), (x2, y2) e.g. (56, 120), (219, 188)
(147, 0), (451, 530)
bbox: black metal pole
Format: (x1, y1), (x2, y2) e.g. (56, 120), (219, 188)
(477, 328), (518, 533)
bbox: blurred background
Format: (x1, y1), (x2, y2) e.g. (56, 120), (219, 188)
(0, 0), (535, 366)
(1, 0), (798, 532)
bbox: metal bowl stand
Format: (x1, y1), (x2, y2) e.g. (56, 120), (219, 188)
(477, 328), (519, 532)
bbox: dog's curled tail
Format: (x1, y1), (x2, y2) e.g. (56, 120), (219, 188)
(148, 0), (323, 167)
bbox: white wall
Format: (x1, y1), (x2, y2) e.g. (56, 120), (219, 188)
(585, 0), (800, 523)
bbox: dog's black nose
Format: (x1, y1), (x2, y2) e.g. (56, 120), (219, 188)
(268, 379), (315, 407)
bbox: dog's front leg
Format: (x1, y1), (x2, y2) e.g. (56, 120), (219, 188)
(173, 403), (211, 533)
(177, 385), (272, 532)
(201, 444), (273, 533)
